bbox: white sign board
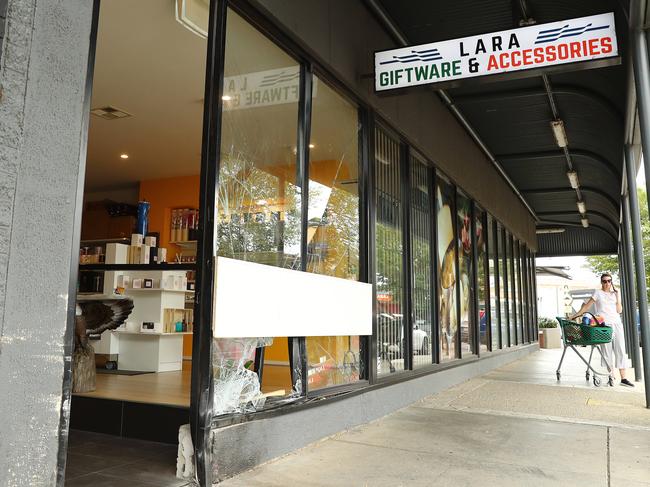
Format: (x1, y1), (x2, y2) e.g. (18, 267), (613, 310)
(213, 257), (373, 338)
(375, 12), (618, 91)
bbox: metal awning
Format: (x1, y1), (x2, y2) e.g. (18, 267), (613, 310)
(374, 0), (629, 256)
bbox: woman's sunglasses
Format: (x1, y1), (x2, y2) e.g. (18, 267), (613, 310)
(601, 279), (612, 283)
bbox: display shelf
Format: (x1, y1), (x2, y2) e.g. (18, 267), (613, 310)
(124, 288), (195, 294)
(115, 331), (193, 336)
(169, 240), (197, 249)
(79, 263), (196, 271)
(81, 238), (130, 245)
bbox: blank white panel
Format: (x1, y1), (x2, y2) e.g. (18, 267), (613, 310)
(213, 257), (372, 338)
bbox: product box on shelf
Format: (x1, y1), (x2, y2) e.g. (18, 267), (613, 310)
(131, 233), (144, 246)
(117, 274), (131, 288)
(106, 243), (129, 264)
(141, 321), (162, 333)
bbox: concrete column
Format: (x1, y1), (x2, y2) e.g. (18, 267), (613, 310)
(0, 0), (95, 484)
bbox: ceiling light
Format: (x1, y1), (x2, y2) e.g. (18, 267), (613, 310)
(551, 120), (568, 148)
(566, 170), (580, 189)
(309, 144), (315, 149)
(577, 200), (587, 214)
(256, 199), (267, 205)
(581, 217), (589, 228)
(536, 227), (566, 234)
(222, 95), (232, 101)
(120, 154), (129, 159)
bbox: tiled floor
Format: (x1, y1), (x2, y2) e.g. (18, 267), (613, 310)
(65, 430), (191, 486)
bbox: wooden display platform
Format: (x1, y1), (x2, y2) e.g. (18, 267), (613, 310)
(74, 361), (192, 407)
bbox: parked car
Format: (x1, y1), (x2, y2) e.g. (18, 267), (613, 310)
(378, 314), (430, 358)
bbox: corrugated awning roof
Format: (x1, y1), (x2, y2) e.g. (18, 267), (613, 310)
(377, 0), (628, 256)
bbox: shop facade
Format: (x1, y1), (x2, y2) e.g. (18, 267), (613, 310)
(0, 0), (539, 485)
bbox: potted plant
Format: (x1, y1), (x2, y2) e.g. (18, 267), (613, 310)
(538, 317), (562, 349)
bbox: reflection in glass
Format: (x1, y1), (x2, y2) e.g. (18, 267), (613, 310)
(475, 207), (488, 352)
(217, 13), (302, 268)
(305, 78), (360, 389)
(375, 128), (404, 375)
(488, 215), (499, 350)
(498, 225), (509, 347)
(437, 176), (458, 361)
(457, 191), (474, 356)
(216, 10), (301, 398)
(410, 155), (433, 368)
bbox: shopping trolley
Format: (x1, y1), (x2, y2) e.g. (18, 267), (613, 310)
(555, 314), (613, 387)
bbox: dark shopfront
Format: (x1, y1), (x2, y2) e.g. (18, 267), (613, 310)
(8, 0), (609, 485)
(57, 0), (541, 483)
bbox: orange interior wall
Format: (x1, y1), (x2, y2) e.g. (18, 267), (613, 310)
(140, 175), (200, 356)
(139, 175), (200, 258)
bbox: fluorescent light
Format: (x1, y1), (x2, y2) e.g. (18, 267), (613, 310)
(551, 120), (568, 148)
(222, 95), (232, 101)
(536, 227), (566, 234)
(581, 217), (589, 228)
(567, 170), (580, 189)
(120, 154), (129, 159)
(577, 200), (586, 214)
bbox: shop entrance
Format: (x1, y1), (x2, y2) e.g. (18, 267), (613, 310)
(66, 0), (207, 480)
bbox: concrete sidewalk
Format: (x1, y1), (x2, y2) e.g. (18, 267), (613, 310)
(221, 349), (650, 486)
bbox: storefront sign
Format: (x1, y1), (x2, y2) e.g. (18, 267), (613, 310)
(223, 66), (316, 111)
(375, 12), (617, 91)
(213, 257), (372, 338)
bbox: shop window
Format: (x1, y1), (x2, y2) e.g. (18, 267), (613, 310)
(488, 215), (500, 350)
(475, 206), (488, 353)
(523, 248), (528, 341)
(375, 127), (405, 375)
(410, 154), (433, 368)
(508, 233), (517, 345)
(497, 225), (509, 347)
(305, 77), (361, 390)
(436, 175), (458, 361)
(457, 191), (475, 357)
(216, 9), (302, 400)
(514, 240), (526, 345)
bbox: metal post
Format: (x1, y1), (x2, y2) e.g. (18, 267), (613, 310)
(618, 250), (631, 359)
(624, 147), (650, 405)
(632, 2), (650, 214)
(620, 245), (631, 359)
(622, 187), (643, 380)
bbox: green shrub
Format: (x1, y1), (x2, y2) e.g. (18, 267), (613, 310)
(538, 317), (558, 329)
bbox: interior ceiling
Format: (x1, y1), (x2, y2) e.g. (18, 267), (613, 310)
(378, 0), (629, 256)
(86, 0), (207, 192)
(87, 2), (355, 194)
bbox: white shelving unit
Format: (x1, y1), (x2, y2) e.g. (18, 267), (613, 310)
(93, 270), (191, 372)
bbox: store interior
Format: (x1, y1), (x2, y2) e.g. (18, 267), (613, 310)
(73, 0), (363, 415)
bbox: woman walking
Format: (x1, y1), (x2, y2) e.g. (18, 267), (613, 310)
(570, 273), (634, 387)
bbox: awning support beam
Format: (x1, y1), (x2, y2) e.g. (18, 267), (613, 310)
(623, 146), (650, 404)
(621, 195), (642, 379)
(630, 0), (650, 406)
